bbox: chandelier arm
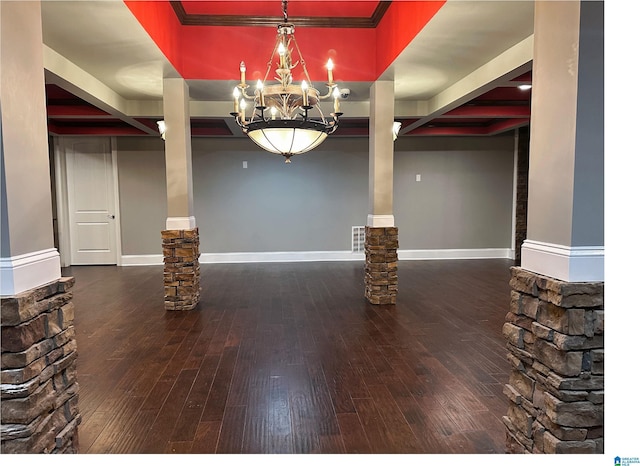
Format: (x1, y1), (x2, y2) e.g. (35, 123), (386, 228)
(251, 109), (261, 122)
(318, 85), (337, 100)
(250, 106), (264, 123)
(312, 105), (328, 124)
(234, 115), (247, 128)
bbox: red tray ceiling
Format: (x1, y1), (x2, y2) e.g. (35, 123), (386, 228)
(124, 1), (445, 81)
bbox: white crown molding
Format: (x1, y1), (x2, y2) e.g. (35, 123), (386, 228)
(521, 239), (604, 283)
(0, 249), (62, 297)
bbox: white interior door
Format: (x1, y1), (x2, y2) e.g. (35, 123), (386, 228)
(64, 138), (119, 265)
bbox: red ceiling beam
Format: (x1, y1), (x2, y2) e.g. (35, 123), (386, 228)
(191, 128), (234, 136)
(47, 121), (149, 136)
(407, 118), (529, 137)
(47, 105), (112, 118)
(474, 86), (531, 101)
(407, 126), (489, 136)
(135, 118), (164, 132)
(440, 105), (530, 119)
(333, 127), (369, 136)
(485, 118), (529, 135)
(510, 71), (532, 83)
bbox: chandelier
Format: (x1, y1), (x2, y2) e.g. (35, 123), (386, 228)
(231, 0), (342, 163)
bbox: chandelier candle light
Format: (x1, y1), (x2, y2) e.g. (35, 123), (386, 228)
(231, 0), (342, 163)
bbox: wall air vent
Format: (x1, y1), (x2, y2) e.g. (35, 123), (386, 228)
(351, 226), (365, 253)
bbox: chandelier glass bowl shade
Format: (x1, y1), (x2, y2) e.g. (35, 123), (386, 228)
(231, 0), (342, 163)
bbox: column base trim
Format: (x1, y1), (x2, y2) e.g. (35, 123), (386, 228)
(166, 216), (196, 230)
(521, 239), (604, 282)
(0, 248), (62, 297)
(367, 214), (395, 227)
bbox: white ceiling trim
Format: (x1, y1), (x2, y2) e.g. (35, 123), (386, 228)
(400, 34), (534, 133)
(44, 46), (157, 135)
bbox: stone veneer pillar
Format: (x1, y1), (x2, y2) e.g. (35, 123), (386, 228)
(502, 267), (604, 453)
(162, 228), (201, 311)
(1, 277), (80, 453)
(364, 226), (398, 305)
(514, 126), (529, 265)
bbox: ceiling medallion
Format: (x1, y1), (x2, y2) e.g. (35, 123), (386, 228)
(231, 0), (342, 163)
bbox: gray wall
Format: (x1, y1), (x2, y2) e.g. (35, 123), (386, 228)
(116, 133), (516, 255)
(192, 137), (369, 252)
(573, 0), (604, 247)
(528, 1), (604, 249)
(394, 136), (515, 249)
(117, 137), (167, 255)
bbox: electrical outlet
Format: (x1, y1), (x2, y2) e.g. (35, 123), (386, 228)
(243, 161), (248, 168)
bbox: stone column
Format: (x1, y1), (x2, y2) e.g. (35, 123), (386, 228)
(162, 228), (200, 311)
(1, 278), (79, 453)
(364, 226), (398, 305)
(514, 126), (529, 265)
(1, 1), (80, 453)
(161, 78), (200, 311)
(503, 1), (604, 454)
(504, 268), (603, 453)
(365, 80), (398, 305)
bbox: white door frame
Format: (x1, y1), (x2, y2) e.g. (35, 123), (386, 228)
(54, 136), (122, 267)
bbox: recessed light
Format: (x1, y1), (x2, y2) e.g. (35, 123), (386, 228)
(518, 84), (532, 90)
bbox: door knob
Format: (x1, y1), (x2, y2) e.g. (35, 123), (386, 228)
(108, 214), (115, 219)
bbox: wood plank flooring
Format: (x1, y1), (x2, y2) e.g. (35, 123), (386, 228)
(63, 259), (513, 454)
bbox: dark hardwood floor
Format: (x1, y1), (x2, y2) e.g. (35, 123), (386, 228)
(63, 259), (514, 454)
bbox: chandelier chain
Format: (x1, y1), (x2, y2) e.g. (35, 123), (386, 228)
(289, 34), (312, 85)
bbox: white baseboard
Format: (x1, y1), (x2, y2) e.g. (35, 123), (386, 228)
(521, 240), (604, 282)
(1, 248), (62, 297)
(398, 248), (514, 261)
(121, 254), (164, 266)
(121, 248), (514, 266)
(200, 251), (365, 263)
